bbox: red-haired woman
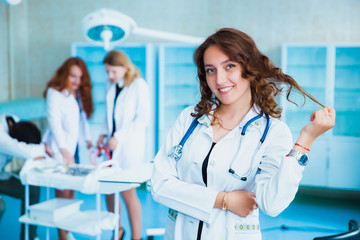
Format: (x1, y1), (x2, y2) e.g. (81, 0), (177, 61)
(43, 57), (94, 240)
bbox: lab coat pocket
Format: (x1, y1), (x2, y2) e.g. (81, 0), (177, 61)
(165, 209), (177, 240)
(165, 212), (197, 240)
(228, 213), (261, 239)
(181, 214), (198, 240)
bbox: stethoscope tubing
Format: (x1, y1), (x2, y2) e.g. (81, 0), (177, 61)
(228, 111), (270, 180)
(168, 111), (270, 181)
(179, 116), (200, 146)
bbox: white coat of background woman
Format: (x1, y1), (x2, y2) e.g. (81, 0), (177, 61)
(96, 49), (150, 240)
(0, 114), (48, 240)
(151, 28), (335, 240)
(43, 57), (94, 240)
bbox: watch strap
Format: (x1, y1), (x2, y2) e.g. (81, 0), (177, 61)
(288, 149), (309, 166)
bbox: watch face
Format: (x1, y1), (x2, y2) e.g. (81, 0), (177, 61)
(289, 149), (309, 166)
(298, 154), (309, 166)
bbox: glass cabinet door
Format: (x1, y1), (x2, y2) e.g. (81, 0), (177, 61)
(158, 45), (199, 146)
(282, 46), (329, 187)
(334, 47), (360, 137)
(327, 46), (360, 190)
(282, 46), (328, 135)
(283, 44), (360, 190)
(74, 45), (107, 125)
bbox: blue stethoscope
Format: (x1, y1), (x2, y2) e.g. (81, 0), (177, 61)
(168, 111), (270, 181)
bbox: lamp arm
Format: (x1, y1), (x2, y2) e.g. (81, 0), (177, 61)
(133, 27), (204, 44)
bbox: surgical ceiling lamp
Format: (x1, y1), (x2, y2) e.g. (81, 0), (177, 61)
(81, 9), (204, 50)
(2, 0), (22, 5)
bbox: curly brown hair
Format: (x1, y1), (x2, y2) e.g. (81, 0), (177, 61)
(43, 57), (94, 118)
(103, 50), (141, 86)
(193, 28), (323, 119)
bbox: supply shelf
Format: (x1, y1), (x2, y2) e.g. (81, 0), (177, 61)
(20, 209), (117, 236)
(19, 158), (153, 240)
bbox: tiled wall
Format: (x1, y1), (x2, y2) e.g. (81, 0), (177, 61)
(0, 0), (360, 101)
(0, 4), (10, 101)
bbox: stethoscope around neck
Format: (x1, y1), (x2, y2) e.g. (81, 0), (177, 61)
(168, 111), (270, 181)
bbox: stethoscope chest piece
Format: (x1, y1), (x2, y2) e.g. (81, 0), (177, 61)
(168, 144), (183, 161)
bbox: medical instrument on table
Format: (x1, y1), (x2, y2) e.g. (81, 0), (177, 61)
(89, 145), (111, 166)
(66, 165), (94, 176)
(168, 111), (270, 181)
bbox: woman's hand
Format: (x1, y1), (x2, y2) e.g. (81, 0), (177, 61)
(96, 135), (106, 149)
(228, 191), (258, 217)
(214, 190), (258, 218)
(86, 140), (93, 149)
(296, 106), (335, 150)
(60, 148), (75, 166)
(44, 143), (53, 158)
(107, 136), (118, 151)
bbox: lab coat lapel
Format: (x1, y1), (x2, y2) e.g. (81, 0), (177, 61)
(113, 84), (128, 129)
(238, 106), (262, 128)
(109, 79), (127, 133)
(197, 115), (212, 138)
(235, 105), (264, 135)
(106, 84), (116, 134)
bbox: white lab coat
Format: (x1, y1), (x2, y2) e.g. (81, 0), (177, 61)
(151, 106), (305, 240)
(0, 114), (45, 180)
(101, 78), (150, 169)
(43, 88), (91, 163)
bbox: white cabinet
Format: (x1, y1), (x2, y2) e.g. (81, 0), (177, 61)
(157, 44), (199, 147)
(282, 44), (360, 190)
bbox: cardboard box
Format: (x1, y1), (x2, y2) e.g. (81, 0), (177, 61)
(29, 198), (83, 223)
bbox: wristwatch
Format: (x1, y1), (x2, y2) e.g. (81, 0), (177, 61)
(288, 149), (309, 166)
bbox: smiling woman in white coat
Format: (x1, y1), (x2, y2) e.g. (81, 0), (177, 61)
(151, 28), (336, 240)
(96, 50), (150, 240)
(43, 57), (94, 240)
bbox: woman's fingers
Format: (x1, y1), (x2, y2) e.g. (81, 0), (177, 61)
(306, 106), (335, 134)
(228, 191), (258, 217)
(107, 137), (119, 151)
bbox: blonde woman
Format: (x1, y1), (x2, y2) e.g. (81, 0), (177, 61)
(97, 50), (150, 240)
